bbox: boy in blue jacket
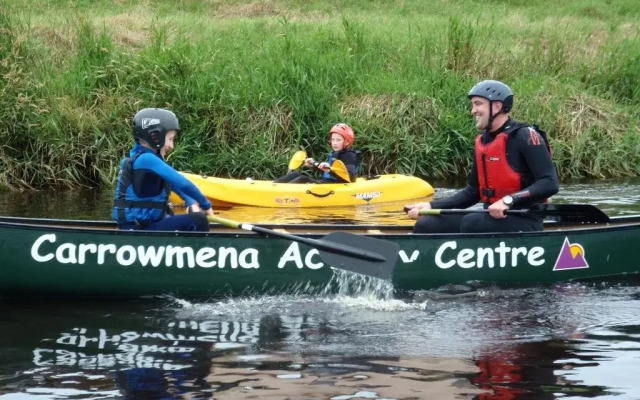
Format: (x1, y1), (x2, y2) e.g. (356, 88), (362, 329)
(113, 108), (213, 231)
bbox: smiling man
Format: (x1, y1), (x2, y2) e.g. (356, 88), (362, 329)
(406, 80), (559, 233)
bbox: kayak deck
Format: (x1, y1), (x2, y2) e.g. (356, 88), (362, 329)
(171, 173), (435, 207)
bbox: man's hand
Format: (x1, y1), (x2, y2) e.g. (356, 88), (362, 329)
(488, 199), (509, 219)
(405, 202), (432, 220)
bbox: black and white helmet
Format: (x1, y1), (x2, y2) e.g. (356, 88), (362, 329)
(467, 80), (514, 113)
(132, 108), (180, 150)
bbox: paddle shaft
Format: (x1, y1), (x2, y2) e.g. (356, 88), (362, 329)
(289, 152), (350, 182)
(422, 209), (535, 216)
(313, 160), (350, 182)
(210, 216), (385, 262)
(252, 223), (385, 262)
(409, 203), (610, 223)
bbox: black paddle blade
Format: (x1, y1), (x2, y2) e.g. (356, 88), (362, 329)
(318, 232), (399, 280)
(529, 204), (610, 223)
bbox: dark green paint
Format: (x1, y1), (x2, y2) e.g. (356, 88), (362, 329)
(1, 217), (639, 297)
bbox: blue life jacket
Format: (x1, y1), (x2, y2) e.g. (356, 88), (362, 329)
(113, 150), (171, 226)
(321, 152), (338, 182)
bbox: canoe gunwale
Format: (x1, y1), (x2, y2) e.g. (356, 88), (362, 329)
(1, 214), (640, 237)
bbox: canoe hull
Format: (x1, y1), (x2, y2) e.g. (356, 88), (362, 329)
(171, 173), (435, 207)
(1, 217), (640, 297)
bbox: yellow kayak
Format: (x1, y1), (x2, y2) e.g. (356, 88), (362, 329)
(171, 172), (435, 208)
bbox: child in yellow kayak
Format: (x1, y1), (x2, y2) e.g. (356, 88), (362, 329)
(274, 123), (359, 184)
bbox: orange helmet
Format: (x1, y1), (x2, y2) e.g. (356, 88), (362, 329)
(329, 123), (355, 148)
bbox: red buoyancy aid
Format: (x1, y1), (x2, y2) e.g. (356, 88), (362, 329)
(475, 132), (522, 204)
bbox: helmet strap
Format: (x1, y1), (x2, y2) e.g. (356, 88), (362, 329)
(487, 100), (495, 132)
(486, 100), (505, 133)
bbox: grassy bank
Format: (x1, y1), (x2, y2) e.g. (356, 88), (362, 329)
(1, 0), (639, 190)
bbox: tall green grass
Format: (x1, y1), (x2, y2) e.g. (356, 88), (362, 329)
(1, 0), (639, 190)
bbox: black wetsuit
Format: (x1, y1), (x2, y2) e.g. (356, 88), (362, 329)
(414, 119), (559, 233)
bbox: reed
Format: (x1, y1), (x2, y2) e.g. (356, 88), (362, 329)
(0, 0), (639, 190)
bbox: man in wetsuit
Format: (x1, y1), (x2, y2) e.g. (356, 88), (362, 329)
(406, 80), (559, 233)
(113, 108), (214, 231)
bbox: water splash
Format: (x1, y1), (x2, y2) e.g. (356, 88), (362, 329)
(322, 269), (395, 299)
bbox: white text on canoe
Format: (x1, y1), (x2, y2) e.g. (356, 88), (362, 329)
(435, 241), (545, 269)
(30, 234), (325, 270)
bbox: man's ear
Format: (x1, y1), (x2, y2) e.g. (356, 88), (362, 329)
(493, 100), (504, 114)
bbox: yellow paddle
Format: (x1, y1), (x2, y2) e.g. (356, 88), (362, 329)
(287, 151), (351, 182)
(322, 159), (351, 183)
(288, 151), (307, 171)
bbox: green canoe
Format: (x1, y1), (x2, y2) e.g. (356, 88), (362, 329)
(1, 213), (639, 298)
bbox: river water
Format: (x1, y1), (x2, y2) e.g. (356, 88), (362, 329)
(1, 180), (640, 399)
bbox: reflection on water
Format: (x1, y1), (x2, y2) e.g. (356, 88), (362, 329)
(1, 180), (640, 399)
(554, 179), (640, 217)
(2, 283), (640, 399)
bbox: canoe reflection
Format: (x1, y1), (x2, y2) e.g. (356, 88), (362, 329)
(22, 305), (611, 400)
(30, 311), (486, 398)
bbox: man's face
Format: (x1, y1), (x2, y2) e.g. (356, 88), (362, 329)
(470, 96), (491, 129)
(470, 97), (503, 130)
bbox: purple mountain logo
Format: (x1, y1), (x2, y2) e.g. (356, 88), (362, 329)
(553, 237), (589, 271)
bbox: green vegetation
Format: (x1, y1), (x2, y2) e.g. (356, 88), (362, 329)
(1, 0), (639, 189)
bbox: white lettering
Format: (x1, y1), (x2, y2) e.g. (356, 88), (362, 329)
(528, 247), (544, 266)
(399, 250), (419, 263)
(435, 241), (457, 269)
(435, 241), (546, 270)
(278, 242), (304, 269)
(457, 248), (475, 268)
(305, 249), (323, 269)
(29, 235), (263, 270)
(137, 246), (165, 267)
(31, 234), (56, 262)
(57, 333), (78, 346)
(238, 249), (259, 269)
(495, 242), (510, 267)
(56, 243), (77, 264)
(355, 192), (381, 200)
(477, 247), (494, 268)
(165, 246), (195, 269)
(97, 244), (117, 264)
(195, 248), (216, 268)
(116, 245), (137, 266)
(78, 243), (97, 264)
(218, 247), (238, 269)
(511, 247), (527, 267)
